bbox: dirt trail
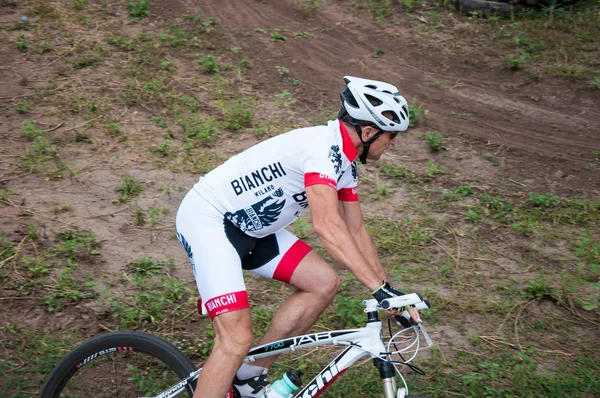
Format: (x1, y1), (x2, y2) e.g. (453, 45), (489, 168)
(193, 0), (600, 186)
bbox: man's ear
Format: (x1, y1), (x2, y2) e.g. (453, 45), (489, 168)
(362, 126), (375, 141)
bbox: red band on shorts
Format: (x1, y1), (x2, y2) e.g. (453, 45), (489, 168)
(272, 240), (312, 283)
(304, 172), (337, 190)
(205, 291), (249, 319)
(337, 187), (358, 202)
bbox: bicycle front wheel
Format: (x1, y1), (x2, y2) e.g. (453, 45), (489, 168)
(39, 331), (197, 398)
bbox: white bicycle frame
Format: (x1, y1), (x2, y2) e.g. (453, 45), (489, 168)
(154, 296), (431, 398)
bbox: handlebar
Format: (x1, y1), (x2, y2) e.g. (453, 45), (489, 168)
(379, 294), (430, 311)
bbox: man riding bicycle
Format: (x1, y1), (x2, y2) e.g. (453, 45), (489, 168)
(176, 76), (421, 398)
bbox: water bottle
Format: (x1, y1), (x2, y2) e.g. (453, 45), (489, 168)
(259, 369), (303, 398)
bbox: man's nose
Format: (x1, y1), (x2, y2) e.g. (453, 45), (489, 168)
(390, 137), (397, 145)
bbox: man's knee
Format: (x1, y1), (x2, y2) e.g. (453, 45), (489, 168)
(318, 271), (340, 303)
(212, 310), (254, 357)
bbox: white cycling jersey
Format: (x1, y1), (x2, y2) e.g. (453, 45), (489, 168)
(193, 119), (360, 237)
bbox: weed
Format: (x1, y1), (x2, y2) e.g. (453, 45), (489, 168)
(483, 153), (500, 167)
(336, 296), (366, 328)
(73, 55), (103, 69)
(527, 192), (558, 208)
(294, 32), (315, 38)
(590, 77), (600, 90)
(1, 186), (16, 205)
(115, 176), (144, 203)
(27, 221), (39, 240)
(220, 97), (254, 131)
(15, 100), (30, 113)
(152, 117), (168, 128)
(16, 35), (28, 52)
(0, 236), (15, 263)
(408, 97), (428, 127)
(524, 278), (554, 300)
(72, 0), (86, 10)
(456, 185), (473, 196)
(465, 208), (481, 223)
(294, 0), (326, 12)
(180, 115), (221, 143)
(276, 65), (290, 75)
(149, 140), (170, 157)
(311, 108), (337, 126)
(583, 282), (600, 313)
(423, 131), (444, 152)
(240, 57), (253, 69)
(371, 48), (384, 58)
(127, 0), (149, 18)
(505, 52), (527, 70)
(128, 255), (164, 276)
(44, 268), (97, 311)
(20, 120), (46, 141)
(425, 163), (451, 178)
(106, 122), (123, 136)
(54, 230), (100, 260)
(275, 90), (296, 107)
(427, 80), (446, 88)
(199, 55), (219, 73)
(133, 208), (146, 225)
(269, 32), (287, 42)
(380, 163), (419, 183)
(148, 206), (168, 226)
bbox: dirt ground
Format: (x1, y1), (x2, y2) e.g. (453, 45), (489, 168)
(0, 0), (599, 396)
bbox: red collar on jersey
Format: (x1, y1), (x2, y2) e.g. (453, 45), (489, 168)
(339, 120), (359, 162)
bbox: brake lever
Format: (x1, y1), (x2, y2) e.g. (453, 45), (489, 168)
(394, 311), (433, 347)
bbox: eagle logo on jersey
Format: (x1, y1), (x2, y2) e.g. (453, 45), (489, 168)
(351, 161), (358, 181)
(225, 189), (286, 232)
(329, 145), (342, 177)
(177, 232), (196, 276)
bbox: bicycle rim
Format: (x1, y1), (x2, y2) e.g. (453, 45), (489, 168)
(39, 331), (197, 398)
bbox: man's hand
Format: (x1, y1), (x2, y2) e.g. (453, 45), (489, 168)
(373, 281), (421, 323)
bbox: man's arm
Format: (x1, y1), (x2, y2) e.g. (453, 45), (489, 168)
(338, 200), (387, 283)
(306, 184), (383, 291)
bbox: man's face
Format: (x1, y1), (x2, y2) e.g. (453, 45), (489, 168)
(364, 128), (398, 160)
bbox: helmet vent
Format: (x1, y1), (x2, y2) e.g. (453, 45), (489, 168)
(365, 94), (383, 106)
(365, 84), (378, 89)
(382, 90), (392, 94)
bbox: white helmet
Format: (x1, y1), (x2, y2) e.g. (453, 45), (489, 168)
(340, 76), (409, 132)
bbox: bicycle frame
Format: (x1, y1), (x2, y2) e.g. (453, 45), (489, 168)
(154, 299), (423, 398)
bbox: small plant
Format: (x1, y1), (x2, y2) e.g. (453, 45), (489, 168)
(72, 0), (86, 10)
(220, 97), (254, 131)
(505, 52), (527, 70)
(115, 176), (143, 203)
(73, 55), (102, 69)
(527, 192), (558, 208)
(148, 206), (168, 227)
(465, 208), (481, 223)
(423, 131), (444, 152)
(127, 0), (149, 18)
(524, 278), (554, 300)
(275, 90), (296, 107)
(294, 0), (326, 12)
(425, 162), (450, 177)
(152, 117), (168, 128)
(16, 35), (28, 52)
(20, 120), (46, 140)
(269, 32), (287, 42)
(408, 98), (428, 127)
(371, 48), (384, 58)
(1, 187), (16, 205)
(27, 221), (39, 240)
(199, 55), (218, 74)
(149, 140), (170, 157)
(276, 65), (290, 75)
(455, 185), (473, 196)
(133, 209), (145, 225)
(180, 116), (222, 143)
(590, 77), (600, 90)
(294, 32), (315, 38)
(106, 122), (123, 136)
(128, 255), (164, 276)
(54, 230), (100, 260)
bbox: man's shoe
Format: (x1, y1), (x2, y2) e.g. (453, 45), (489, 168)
(232, 371), (270, 397)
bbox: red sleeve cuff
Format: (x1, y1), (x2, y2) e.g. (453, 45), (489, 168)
(304, 172), (337, 189)
(338, 187), (358, 202)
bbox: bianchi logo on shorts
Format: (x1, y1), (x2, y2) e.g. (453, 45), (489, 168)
(225, 188), (285, 232)
(329, 145), (342, 177)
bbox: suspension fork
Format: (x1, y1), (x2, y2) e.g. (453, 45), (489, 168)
(373, 358), (397, 398)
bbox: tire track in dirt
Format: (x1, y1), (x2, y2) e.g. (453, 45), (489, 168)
(188, 0), (600, 165)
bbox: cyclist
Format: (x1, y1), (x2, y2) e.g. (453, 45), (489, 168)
(175, 76), (421, 398)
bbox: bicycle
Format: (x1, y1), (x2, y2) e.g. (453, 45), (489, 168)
(39, 294), (432, 398)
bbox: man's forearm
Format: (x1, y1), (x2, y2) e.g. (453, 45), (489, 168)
(352, 225), (387, 283)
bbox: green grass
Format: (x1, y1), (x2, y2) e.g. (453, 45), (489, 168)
(115, 176), (144, 203)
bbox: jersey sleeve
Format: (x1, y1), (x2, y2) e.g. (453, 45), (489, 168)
(336, 161), (359, 202)
(302, 142), (342, 190)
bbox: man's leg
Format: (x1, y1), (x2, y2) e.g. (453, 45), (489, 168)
(251, 250), (340, 368)
(193, 309), (253, 398)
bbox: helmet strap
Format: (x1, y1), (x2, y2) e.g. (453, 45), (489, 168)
(353, 122), (384, 164)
